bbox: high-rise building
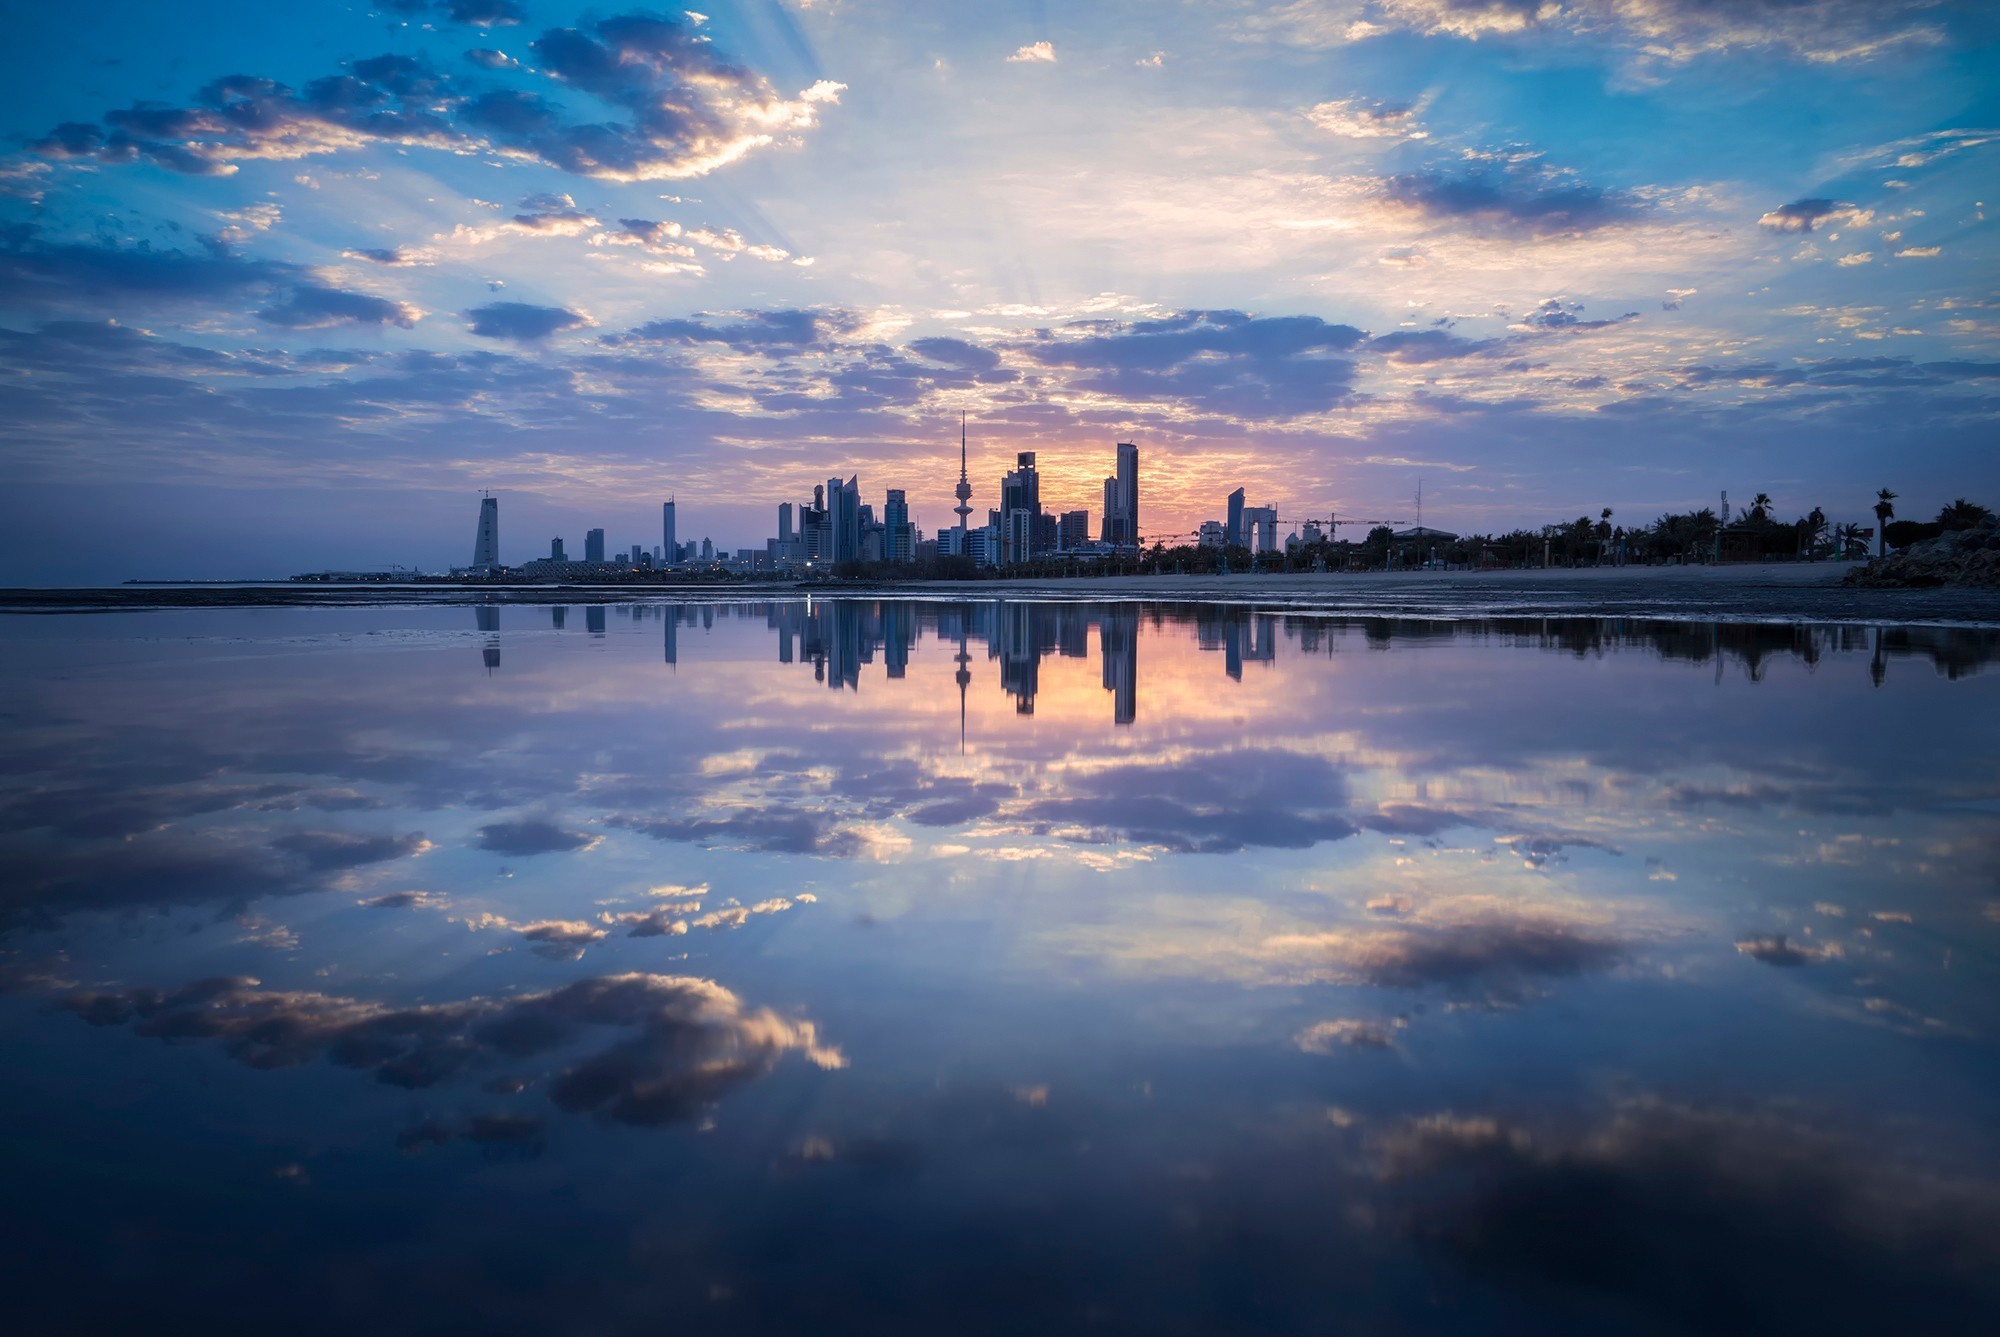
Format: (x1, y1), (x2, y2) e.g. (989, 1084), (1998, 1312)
(884, 489), (912, 563)
(1000, 452), (1044, 564)
(471, 495), (499, 569)
(662, 499), (676, 562)
(1058, 510), (1089, 550)
(701, 537), (713, 561)
(1244, 505), (1279, 554)
(630, 544), (644, 565)
(584, 528), (605, 563)
(549, 537), (566, 562)
(1101, 442), (1139, 545)
(826, 475), (861, 563)
(1226, 488), (1246, 549)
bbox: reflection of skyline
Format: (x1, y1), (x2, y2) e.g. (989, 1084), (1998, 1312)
(475, 599), (2000, 725)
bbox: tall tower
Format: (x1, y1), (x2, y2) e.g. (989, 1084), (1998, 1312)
(662, 498), (677, 562)
(1227, 487), (1246, 549)
(1117, 441), (1139, 546)
(953, 411), (974, 538)
(472, 494), (499, 569)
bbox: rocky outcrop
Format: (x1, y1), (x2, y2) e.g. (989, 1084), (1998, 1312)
(1846, 518), (2000, 588)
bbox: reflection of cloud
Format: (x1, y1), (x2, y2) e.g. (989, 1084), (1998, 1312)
(64, 971), (842, 1127)
(617, 809), (859, 856)
(1278, 915), (1627, 992)
(1735, 934), (1840, 966)
(1296, 1018), (1399, 1053)
(1375, 1101), (2000, 1331)
(1023, 748), (1357, 853)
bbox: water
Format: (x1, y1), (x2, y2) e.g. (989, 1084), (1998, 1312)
(2, 599), (1997, 1335)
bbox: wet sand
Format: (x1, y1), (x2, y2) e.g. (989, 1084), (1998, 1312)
(7, 562), (1999, 623)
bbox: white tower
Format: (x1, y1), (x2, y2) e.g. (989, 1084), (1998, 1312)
(953, 411), (974, 539)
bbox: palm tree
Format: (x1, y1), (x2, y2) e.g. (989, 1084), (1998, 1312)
(1749, 492), (1773, 524)
(1938, 498), (1994, 531)
(1873, 488), (1897, 558)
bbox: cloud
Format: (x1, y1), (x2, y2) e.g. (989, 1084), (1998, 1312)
(1305, 96), (1427, 140)
(1285, 0), (1948, 65)
(1021, 310), (1368, 416)
(1515, 296), (1638, 332)
(1312, 916), (1626, 991)
(1296, 1018), (1400, 1053)
(62, 971), (842, 1126)
(1007, 41), (1058, 63)
(256, 283), (421, 329)
(1734, 933), (1839, 966)
(32, 13), (844, 183)
(271, 829), (429, 870)
(611, 308), (848, 350)
(465, 49), (521, 70)
(475, 818), (596, 855)
(1757, 198), (1871, 234)
(463, 301), (592, 341)
(1375, 165), (1644, 239)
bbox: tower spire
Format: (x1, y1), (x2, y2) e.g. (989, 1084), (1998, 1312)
(952, 411), (974, 535)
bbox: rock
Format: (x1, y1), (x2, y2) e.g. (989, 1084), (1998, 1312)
(1846, 517), (2000, 589)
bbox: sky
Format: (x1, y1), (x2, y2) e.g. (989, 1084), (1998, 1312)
(0, 0), (1996, 581)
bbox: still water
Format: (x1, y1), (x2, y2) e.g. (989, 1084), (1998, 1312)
(2, 599), (1997, 1335)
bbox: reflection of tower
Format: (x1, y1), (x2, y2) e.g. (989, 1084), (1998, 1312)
(1100, 607), (1137, 726)
(953, 412), (973, 541)
(551, 605), (567, 631)
(475, 605), (500, 673)
(954, 625), (972, 754)
(586, 605), (606, 636)
(472, 493), (500, 569)
(663, 611), (677, 667)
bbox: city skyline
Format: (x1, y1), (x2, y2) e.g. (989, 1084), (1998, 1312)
(2, 3), (1997, 583)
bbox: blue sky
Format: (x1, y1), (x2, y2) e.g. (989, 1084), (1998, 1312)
(1, 0), (1996, 579)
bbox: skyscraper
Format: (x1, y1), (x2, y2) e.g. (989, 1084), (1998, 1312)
(662, 499), (676, 562)
(1226, 487), (1246, 549)
(471, 495), (499, 569)
(1058, 509), (1088, 550)
(1000, 451), (1043, 564)
(1101, 441), (1139, 545)
(585, 528), (605, 563)
(1116, 441), (1138, 544)
(884, 489), (912, 563)
(549, 537), (566, 562)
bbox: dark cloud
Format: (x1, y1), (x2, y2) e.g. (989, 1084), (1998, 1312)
(612, 308), (846, 350)
(33, 14), (840, 183)
(0, 231), (414, 329)
(444, 0), (524, 25)
(256, 283), (419, 329)
(1367, 329), (1493, 363)
(271, 829), (428, 870)
(1735, 933), (1837, 966)
(1378, 167), (1642, 238)
(906, 336), (1003, 373)
(1336, 917), (1626, 991)
(1517, 296), (1638, 332)
(617, 809), (861, 856)
(1021, 310), (1366, 415)
(463, 301), (589, 341)
(61, 971), (842, 1125)
(475, 818), (594, 855)
(1377, 1102), (2000, 1332)
(1757, 197), (1854, 233)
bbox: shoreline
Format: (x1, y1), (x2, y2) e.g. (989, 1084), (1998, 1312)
(8, 562), (2000, 624)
